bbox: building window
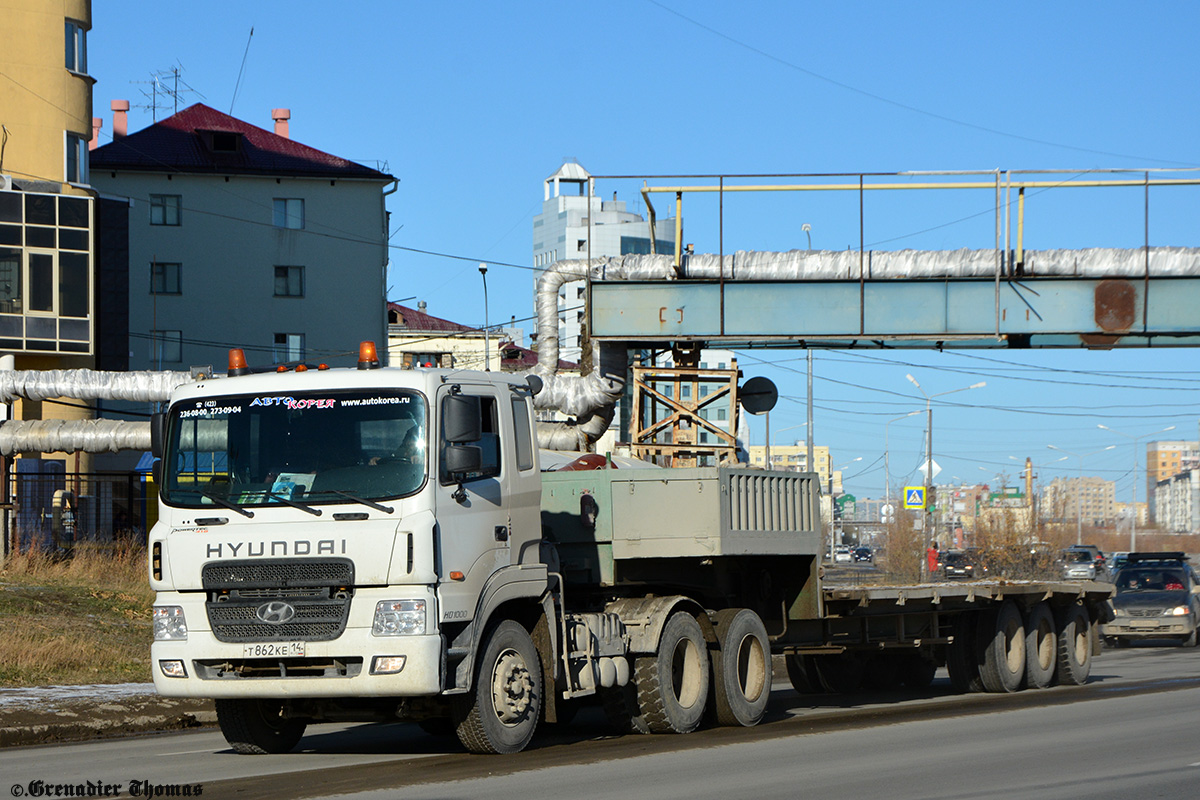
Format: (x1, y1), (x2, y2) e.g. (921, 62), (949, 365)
(150, 330), (182, 364)
(151, 262), (181, 295)
(273, 265), (305, 297)
(64, 133), (87, 185)
(273, 332), (305, 364)
(273, 198), (304, 230)
(65, 21), (87, 74)
(150, 195), (181, 226)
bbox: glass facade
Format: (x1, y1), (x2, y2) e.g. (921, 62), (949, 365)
(0, 190), (93, 354)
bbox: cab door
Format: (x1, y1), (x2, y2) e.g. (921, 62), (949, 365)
(434, 384), (511, 623)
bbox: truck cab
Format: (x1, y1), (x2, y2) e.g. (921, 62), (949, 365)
(150, 358), (547, 752)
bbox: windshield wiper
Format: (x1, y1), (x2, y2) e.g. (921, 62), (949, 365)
(269, 492), (322, 516)
(328, 490), (394, 514)
(200, 490), (255, 518)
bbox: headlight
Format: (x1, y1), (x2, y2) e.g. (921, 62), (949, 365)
(1112, 608), (1127, 617)
(153, 606), (188, 640)
(1168, 606), (1190, 617)
(373, 599), (426, 636)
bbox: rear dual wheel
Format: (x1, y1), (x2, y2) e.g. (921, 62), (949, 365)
(634, 611), (710, 734)
(710, 608), (771, 727)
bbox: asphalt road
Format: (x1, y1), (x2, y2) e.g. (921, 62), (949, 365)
(4, 643), (1198, 800)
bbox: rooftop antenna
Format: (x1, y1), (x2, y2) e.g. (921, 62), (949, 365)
(132, 64), (204, 121)
(230, 27), (255, 115)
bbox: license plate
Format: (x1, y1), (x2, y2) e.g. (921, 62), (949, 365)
(1129, 619), (1160, 629)
(242, 641), (305, 658)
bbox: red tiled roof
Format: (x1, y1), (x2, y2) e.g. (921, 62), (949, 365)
(90, 103), (391, 180)
(387, 303), (474, 333)
(499, 340), (578, 371)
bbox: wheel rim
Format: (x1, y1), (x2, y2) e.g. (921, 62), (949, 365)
(1035, 618), (1055, 671)
(671, 636), (703, 708)
(1073, 620), (1089, 664)
(735, 633), (767, 702)
(491, 647), (534, 726)
(1003, 616), (1024, 674)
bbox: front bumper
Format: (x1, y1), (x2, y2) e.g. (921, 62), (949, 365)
(152, 587), (443, 698)
(1101, 616), (1196, 640)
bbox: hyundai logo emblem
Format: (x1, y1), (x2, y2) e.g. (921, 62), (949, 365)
(256, 601), (296, 625)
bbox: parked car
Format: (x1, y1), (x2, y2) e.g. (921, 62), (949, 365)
(852, 546), (873, 563)
(1101, 552), (1200, 647)
(942, 549), (981, 580)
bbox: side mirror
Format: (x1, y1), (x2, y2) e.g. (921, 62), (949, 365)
(443, 394), (482, 444)
(150, 412), (166, 460)
(445, 444), (482, 476)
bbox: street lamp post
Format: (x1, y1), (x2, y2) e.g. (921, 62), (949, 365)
(1008, 454), (1068, 529)
(479, 264), (490, 371)
(906, 375), (985, 580)
(1097, 424), (1175, 551)
(1046, 444), (1117, 546)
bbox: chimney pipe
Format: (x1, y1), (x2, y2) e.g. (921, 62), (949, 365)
(111, 100), (129, 138)
(89, 118), (103, 151)
(272, 108), (291, 139)
(418, 300), (427, 313)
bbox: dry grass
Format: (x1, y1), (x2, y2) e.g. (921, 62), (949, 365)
(0, 544), (152, 686)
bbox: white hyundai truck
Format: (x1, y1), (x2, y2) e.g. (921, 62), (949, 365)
(149, 344), (1112, 755)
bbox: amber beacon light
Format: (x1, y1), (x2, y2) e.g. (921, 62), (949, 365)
(358, 341), (381, 370)
(227, 348), (250, 377)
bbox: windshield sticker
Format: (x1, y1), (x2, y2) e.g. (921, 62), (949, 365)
(250, 396), (336, 409)
(179, 405), (242, 418)
(340, 396), (410, 407)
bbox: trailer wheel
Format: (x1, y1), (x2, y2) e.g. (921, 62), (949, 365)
(454, 620), (542, 754)
(784, 654), (824, 694)
(898, 654), (937, 689)
(1054, 603), (1092, 686)
(813, 653), (865, 694)
(946, 613), (983, 693)
(635, 611), (709, 733)
(215, 699), (307, 755)
(710, 608), (771, 727)
(1024, 602), (1057, 689)
(979, 600), (1026, 693)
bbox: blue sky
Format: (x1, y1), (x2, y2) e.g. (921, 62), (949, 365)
(88, 1), (1200, 501)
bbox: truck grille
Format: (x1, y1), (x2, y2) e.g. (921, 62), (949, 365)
(202, 558), (354, 643)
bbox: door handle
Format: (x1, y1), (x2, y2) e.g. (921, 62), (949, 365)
(494, 525), (509, 542)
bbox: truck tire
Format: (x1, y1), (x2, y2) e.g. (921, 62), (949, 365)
(784, 653), (824, 695)
(978, 600), (1026, 693)
(812, 653), (865, 694)
(1024, 602), (1057, 689)
(1054, 602), (1092, 686)
(946, 613), (983, 693)
(635, 611), (709, 733)
(215, 699), (307, 755)
(710, 608), (771, 727)
(454, 620), (542, 754)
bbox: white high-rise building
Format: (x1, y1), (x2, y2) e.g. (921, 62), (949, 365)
(532, 160), (672, 363)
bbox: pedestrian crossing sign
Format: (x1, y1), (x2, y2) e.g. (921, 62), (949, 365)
(904, 486), (926, 509)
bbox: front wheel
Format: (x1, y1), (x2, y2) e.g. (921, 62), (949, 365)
(454, 620), (542, 754)
(215, 699), (307, 755)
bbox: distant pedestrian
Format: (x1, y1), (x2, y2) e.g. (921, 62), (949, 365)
(927, 542), (939, 576)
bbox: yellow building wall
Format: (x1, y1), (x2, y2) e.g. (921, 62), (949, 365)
(0, 0), (93, 191)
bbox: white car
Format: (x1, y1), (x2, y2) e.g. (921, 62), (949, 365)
(834, 546), (853, 564)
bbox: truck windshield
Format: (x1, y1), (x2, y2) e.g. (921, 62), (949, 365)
(162, 390), (427, 508)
